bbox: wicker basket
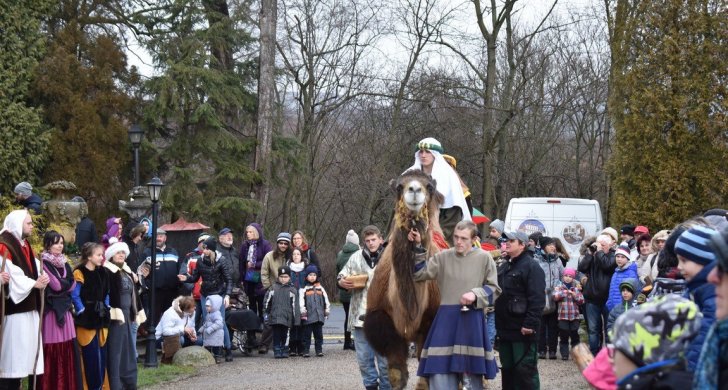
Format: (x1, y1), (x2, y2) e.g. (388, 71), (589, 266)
(346, 274), (369, 290)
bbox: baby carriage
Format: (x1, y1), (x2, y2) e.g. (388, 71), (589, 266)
(225, 287), (262, 356)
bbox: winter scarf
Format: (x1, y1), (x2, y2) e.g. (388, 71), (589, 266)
(42, 251), (67, 269)
(694, 318), (728, 389)
(246, 243), (256, 263)
(362, 246), (383, 269)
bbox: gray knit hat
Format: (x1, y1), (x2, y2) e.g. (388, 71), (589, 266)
(346, 229), (359, 245)
(489, 219), (505, 234)
(277, 232), (292, 243)
(14, 182), (32, 196)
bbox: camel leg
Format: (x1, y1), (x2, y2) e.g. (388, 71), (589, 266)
(386, 344), (410, 390)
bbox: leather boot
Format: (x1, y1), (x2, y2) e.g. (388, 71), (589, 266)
(225, 348), (233, 362)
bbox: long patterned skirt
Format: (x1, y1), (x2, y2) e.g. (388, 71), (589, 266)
(76, 327), (109, 390)
(417, 305), (498, 379)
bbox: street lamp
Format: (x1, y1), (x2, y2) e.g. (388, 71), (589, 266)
(128, 124), (144, 187)
(144, 176), (164, 368)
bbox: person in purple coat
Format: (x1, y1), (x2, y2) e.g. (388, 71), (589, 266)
(239, 223), (272, 322)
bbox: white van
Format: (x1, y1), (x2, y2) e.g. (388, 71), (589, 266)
(503, 197), (603, 268)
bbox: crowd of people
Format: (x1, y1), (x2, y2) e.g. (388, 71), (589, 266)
(2, 140), (728, 390)
(0, 192), (338, 389)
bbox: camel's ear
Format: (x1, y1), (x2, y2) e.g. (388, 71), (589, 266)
(390, 178), (401, 193)
(426, 179), (436, 195)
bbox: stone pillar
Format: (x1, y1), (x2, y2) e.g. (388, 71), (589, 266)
(119, 186), (154, 221)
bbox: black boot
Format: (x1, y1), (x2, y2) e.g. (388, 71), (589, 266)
(365, 386), (378, 390)
(225, 348), (233, 362)
(344, 331), (355, 350)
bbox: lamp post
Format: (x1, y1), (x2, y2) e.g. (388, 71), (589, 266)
(128, 124), (144, 187)
(144, 176), (164, 368)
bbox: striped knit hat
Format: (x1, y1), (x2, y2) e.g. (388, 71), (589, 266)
(415, 137), (445, 154)
(615, 242), (631, 259)
(675, 225), (717, 265)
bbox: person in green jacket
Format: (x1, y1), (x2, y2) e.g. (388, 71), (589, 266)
(336, 229), (360, 350)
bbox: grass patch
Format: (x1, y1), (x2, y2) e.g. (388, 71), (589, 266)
(138, 364), (198, 388)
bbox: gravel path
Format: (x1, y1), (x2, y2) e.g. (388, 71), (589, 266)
(147, 340), (591, 390)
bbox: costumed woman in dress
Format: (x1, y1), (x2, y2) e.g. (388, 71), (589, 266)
(40, 230), (81, 390)
(105, 238), (144, 390)
(72, 242), (111, 390)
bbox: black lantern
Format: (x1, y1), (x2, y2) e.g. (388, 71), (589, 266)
(128, 124), (144, 187)
(144, 176), (164, 368)
(146, 177), (164, 202)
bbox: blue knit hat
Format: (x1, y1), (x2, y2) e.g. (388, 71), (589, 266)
(304, 264), (320, 276)
(675, 225), (717, 265)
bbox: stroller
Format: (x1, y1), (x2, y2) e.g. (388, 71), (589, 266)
(648, 278), (687, 299)
(225, 287), (262, 356)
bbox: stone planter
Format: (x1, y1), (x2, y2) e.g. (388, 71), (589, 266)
(42, 181), (85, 243)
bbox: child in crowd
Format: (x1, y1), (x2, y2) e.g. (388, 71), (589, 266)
(611, 296), (701, 389)
(71, 242), (111, 390)
(287, 248), (308, 356)
(606, 279), (638, 334)
(264, 266), (300, 358)
(606, 243), (639, 311)
(200, 295), (225, 363)
(674, 225), (717, 370)
(156, 296), (197, 363)
(299, 264), (330, 357)
(552, 268), (584, 360)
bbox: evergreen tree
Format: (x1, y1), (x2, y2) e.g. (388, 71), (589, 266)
(0, 0), (52, 193)
(32, 22), (140, 224)
(140, 0), (259, 229)
(608, 0), (728, 228)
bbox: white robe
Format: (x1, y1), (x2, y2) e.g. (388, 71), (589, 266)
(0, 257), (44, 378)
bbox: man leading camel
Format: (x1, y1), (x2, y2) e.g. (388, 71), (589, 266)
(409, 220), (501, 390)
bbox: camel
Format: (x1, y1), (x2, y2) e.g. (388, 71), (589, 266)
(364, 169), (444, 390)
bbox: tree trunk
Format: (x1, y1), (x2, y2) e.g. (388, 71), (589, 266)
(253, 0), (278, 224)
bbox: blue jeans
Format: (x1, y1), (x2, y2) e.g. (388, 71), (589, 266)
(486, 311), (496, 347)
(131, 322), (139, 358)
(201, 295), (231, 349)
(432, 373), (483, 390)
(353, 327), (391, 389)
(585, 302), (609, 355)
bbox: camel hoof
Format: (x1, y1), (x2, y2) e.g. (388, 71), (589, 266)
(388, 367), (408, 390)
(414, 376), (429, 390)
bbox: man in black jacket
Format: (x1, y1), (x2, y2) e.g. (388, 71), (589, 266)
(179, 237), (235, 361)
(495, 231), (546, 390)
(577, 234), (617, 355)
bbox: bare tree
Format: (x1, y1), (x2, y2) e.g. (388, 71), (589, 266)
(254, 0), (278, 224)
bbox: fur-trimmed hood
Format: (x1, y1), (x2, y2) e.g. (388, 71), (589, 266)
(171, 296), (185, 318)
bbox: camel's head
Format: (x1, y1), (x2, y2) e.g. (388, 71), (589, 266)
(402, 178), (427, 212)
(393, 170), (444, 229)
